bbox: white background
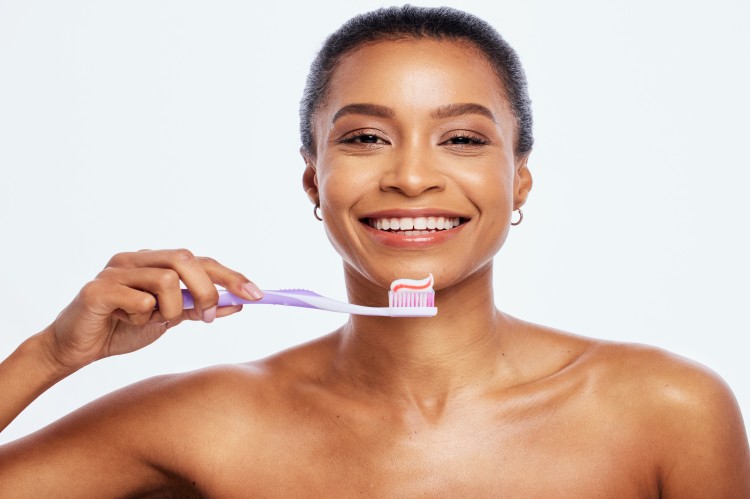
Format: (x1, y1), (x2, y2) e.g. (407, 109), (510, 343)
(1, 0), (748, 444)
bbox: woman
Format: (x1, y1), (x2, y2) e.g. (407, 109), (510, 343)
(1, 5), (748, 496)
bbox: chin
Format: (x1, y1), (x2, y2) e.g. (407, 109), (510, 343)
(344, 255), (488, 294)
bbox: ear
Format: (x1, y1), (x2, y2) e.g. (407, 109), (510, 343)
(513, 154), (533, 210)
(300, 148), (319, 205)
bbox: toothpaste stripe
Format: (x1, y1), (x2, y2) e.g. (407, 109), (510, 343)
(392, 281), (431, 292)
(390, 274), (434, 293)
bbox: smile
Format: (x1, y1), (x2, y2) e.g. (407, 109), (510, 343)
(363, 216), (464, 235)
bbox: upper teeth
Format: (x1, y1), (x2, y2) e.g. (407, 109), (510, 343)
(368, 216), (462, 231)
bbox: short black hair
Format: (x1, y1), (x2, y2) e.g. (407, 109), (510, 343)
(299, 5), (533, 157)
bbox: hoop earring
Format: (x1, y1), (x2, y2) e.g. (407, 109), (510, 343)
(511, 208), (523, 226)
(313, 203), (323, 221)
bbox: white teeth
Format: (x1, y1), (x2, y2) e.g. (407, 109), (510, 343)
(399, 217), (414, 230)
(369, 216), (464, 232)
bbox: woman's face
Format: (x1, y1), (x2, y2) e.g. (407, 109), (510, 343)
(303, 38), (531, 293)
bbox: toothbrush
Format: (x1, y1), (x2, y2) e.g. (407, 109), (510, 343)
(180, 275), (437, 318)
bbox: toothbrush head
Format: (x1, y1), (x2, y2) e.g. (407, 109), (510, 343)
(388, 274), (435, 314)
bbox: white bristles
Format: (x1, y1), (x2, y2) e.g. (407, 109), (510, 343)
(388, 291), (435, 308)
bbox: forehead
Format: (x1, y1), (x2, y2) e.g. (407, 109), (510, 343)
(320, 38), (513, 122)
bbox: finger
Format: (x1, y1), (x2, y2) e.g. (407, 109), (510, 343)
(197, 256), (263, 302)
(106, 267), (186, 321)
(111, 308), (156, 327)
(107, 249), (219, 319)
(170, 304), (243, 323)
(79, 280), (157, 318)
(125, 304), (243, 329)
(216, 304), (243, 318)
(128, 310), (154, 327)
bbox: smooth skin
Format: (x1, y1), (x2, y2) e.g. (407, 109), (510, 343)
(1, 39), (748, 497)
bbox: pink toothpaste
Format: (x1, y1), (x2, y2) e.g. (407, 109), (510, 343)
(388, 274), (435, 308)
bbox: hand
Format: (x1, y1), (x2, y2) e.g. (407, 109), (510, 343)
(44, 249), (262, 372)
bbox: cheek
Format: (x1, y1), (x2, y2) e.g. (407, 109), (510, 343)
(314, 157), (376, 262)
(457, 160), (515, 211)
(316, 158), (374, 211)
(458, 160), (515, 259)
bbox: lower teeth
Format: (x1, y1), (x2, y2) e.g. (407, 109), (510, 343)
(383, 230), (437, 235)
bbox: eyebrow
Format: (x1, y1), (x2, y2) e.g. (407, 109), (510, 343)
(331, 103), (395, 123)
(331, 102), (498, 125)
(430, 103), (498, 123)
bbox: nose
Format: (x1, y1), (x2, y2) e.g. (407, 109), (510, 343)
(379, 142), (446, 197)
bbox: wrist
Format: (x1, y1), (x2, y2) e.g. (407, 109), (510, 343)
(28, 326), (82, 380)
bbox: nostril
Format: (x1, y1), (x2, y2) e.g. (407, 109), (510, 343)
(379, 167), (446, 197)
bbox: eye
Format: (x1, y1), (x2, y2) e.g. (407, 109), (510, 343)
(440, 131), (490, 147)
(338, 130), (390, 146)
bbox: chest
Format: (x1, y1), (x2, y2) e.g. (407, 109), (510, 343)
(198, 403), (659, 498)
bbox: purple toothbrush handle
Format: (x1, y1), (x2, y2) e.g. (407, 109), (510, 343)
(181, 289), (319, 310)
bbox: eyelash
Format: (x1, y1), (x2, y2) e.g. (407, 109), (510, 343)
(338, 130), (389, 145)
(441, 131), (489, 146)
(337, 130), (490, 147)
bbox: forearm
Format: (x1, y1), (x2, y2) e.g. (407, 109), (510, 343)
(0, 328), (75, 432)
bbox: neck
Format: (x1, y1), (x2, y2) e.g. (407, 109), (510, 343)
(332, 263), (514, 412)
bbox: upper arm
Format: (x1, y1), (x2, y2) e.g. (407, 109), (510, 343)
(652, 357), (750, 498)
(0, 372), (210, 497)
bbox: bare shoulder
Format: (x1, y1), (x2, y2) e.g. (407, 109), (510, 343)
(0, 334), (337, 496)
(550, 332), (750, 497)
(580, 340), (740, 419)
(115, 332), (339, 430)
(517, 319), (742, 418)
(0, 363), (253, 496)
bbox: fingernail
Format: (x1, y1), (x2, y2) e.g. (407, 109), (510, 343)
(202, 306), (217, 323)
(242, 282), (263, 300)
